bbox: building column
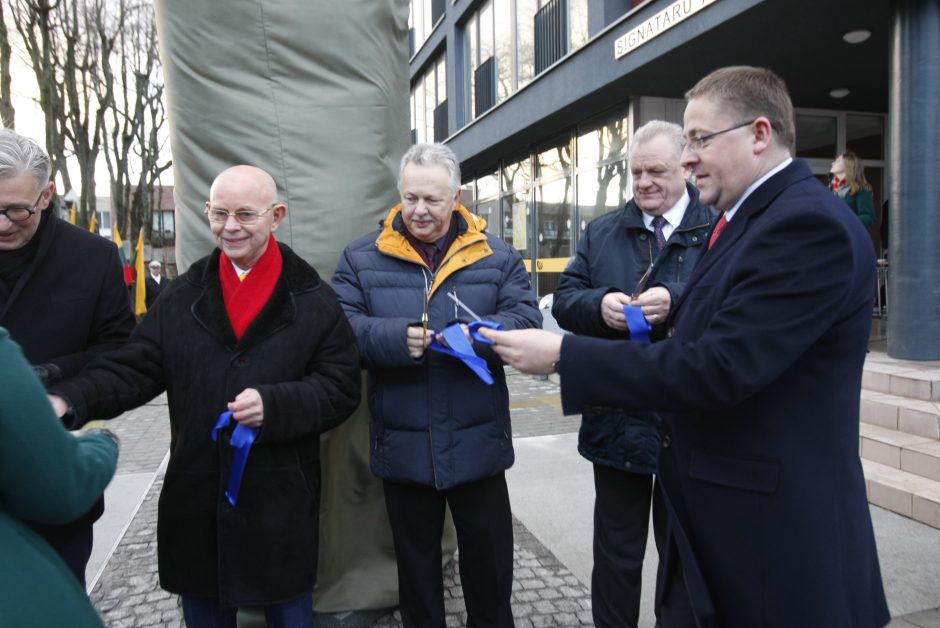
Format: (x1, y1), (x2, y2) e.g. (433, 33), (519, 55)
(887, 0), (940, 359)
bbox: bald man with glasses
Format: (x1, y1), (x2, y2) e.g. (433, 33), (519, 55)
(49, 165), (362, 626)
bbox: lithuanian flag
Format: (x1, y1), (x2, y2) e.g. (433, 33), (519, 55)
(112, 224), (135, 288)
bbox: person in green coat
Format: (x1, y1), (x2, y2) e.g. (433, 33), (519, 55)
(830, 150), (876, 227)
(0, 328), (118, 627)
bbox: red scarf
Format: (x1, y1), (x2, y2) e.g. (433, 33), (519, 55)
(219, 235), (283, 340)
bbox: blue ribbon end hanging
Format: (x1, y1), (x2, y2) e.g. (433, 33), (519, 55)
(623, 305), (652, 344)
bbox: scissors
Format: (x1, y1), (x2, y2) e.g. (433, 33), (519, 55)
(446, 292), (503, 345)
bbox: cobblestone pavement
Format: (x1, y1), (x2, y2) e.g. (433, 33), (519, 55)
(89, 370), (592, 627)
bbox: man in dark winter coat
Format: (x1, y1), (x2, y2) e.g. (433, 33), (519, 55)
(50, 165), (361, 626)
(0, 129), (135, 586)
(332, 143), (541, 628)
(552, 120), (716, 628)
(483, 66), (889, 628)
(144, 259), (166, 309)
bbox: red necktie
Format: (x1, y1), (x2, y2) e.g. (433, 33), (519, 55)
(708, 214), (729, 250)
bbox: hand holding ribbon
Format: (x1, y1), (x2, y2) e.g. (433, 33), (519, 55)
(428, 320), (505, 384)
(211, 410), (259, 506)
(623, 305), (652, 344)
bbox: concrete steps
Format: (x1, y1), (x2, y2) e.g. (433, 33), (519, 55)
(860, 354), (940, 530)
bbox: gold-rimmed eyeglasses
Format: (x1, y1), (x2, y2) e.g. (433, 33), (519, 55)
(0, 190), (45, 222)
(683, 119), (757, 154)
(204, 203), (277, 225)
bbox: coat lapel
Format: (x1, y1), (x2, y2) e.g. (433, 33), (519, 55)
(190, 254), (239, 350)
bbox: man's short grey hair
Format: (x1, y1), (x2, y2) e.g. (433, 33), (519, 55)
(0, 129), (52, 190)
(398, 143), (461, 197)
(628, 120), (685, 163)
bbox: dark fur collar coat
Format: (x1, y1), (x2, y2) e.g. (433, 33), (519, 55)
(51, 243), (361, 606)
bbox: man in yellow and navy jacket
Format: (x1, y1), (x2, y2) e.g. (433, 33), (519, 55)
(332, 143), (541, 628)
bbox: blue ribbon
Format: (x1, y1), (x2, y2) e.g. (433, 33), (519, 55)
(211, 410), (259, 506)
(428, 320), (504, 384)
(467, 320), (503, 344)
(623, 305), (652, 344)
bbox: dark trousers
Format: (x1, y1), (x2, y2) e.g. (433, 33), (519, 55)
(591, 464), (666, 628)
(34, 521), (94, 588)
(655, 555), (698, 628)
(383, 473), (514, 628)
(181, 593), (313, 628)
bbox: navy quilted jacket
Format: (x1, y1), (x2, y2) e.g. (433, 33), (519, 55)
(552, 185), (715, 473)
(332, 204), (541, 489)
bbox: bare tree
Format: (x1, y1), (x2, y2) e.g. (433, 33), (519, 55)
(0, 1), (16, 129)
(5, 0), (166, 234)
(8, 0), (72, 196)
(102, 0), (170, 241)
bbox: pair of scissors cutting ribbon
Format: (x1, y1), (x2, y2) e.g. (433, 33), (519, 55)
(211, 410), (259, 506)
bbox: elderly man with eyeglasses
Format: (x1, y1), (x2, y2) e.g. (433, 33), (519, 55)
(0, 128), (135, 587)
(49, 164), (362, 627)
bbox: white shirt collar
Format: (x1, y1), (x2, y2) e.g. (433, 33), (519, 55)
(724, 157), (792, 222)
(230, 261), (251, 277)
(642, 188), (691, 238)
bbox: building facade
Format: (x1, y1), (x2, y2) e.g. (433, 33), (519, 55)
(409, 0), (893, 298)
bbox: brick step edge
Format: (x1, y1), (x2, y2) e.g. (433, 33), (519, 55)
(862, 363), (940, 402)
(860, 423), (940, 483)
(862, 458), (940, 530)
(860, 390), (940, 440)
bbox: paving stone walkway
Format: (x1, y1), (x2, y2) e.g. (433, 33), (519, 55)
(88, 371), (591, 627)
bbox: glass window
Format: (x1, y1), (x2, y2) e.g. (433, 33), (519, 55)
(476, 170), (500, 200)
(501, 157), (532, 193)
(413, 81), (426, 143)
(423, 72), (435, 141)
(795, 114), (837, 159)
(569, 0), (589, 51)
(577, 162), (628, 230)
(517, 0), (537, 89)
(537, 141), (573, 180)
(501, 193), (528, 251)
(466, 13), (478, 124)
(536, 177), (572, 259)
(422, 0), (433, 40)
(152, 210), (175, 235)
(460, 181), (476, 208)
(436, 58), (446, 106)
(535, 177), (572, 297)
(846, 114), (884, 160)
(495, 0), (512, 102)
(480, 1), (494, 62)
(410, 0), (435, 52)
(476, 198), (500, 237)
(577, 114), (630, 166)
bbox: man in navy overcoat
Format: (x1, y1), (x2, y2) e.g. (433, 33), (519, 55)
(483, 66), (890, 628)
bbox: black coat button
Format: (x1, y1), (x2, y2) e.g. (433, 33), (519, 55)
(662, 434), (672, 448)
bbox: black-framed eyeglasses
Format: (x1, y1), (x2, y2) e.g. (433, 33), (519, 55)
(0, 190), (45, 222)
(683, 119), (757, 154)
(204, 203), (277, 225)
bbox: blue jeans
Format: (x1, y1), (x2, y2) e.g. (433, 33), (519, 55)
(181, 594), (313, 628)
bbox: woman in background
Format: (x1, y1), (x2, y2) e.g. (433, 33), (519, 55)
(0, 328), (119, 627)
(831, 150), (876, 227)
